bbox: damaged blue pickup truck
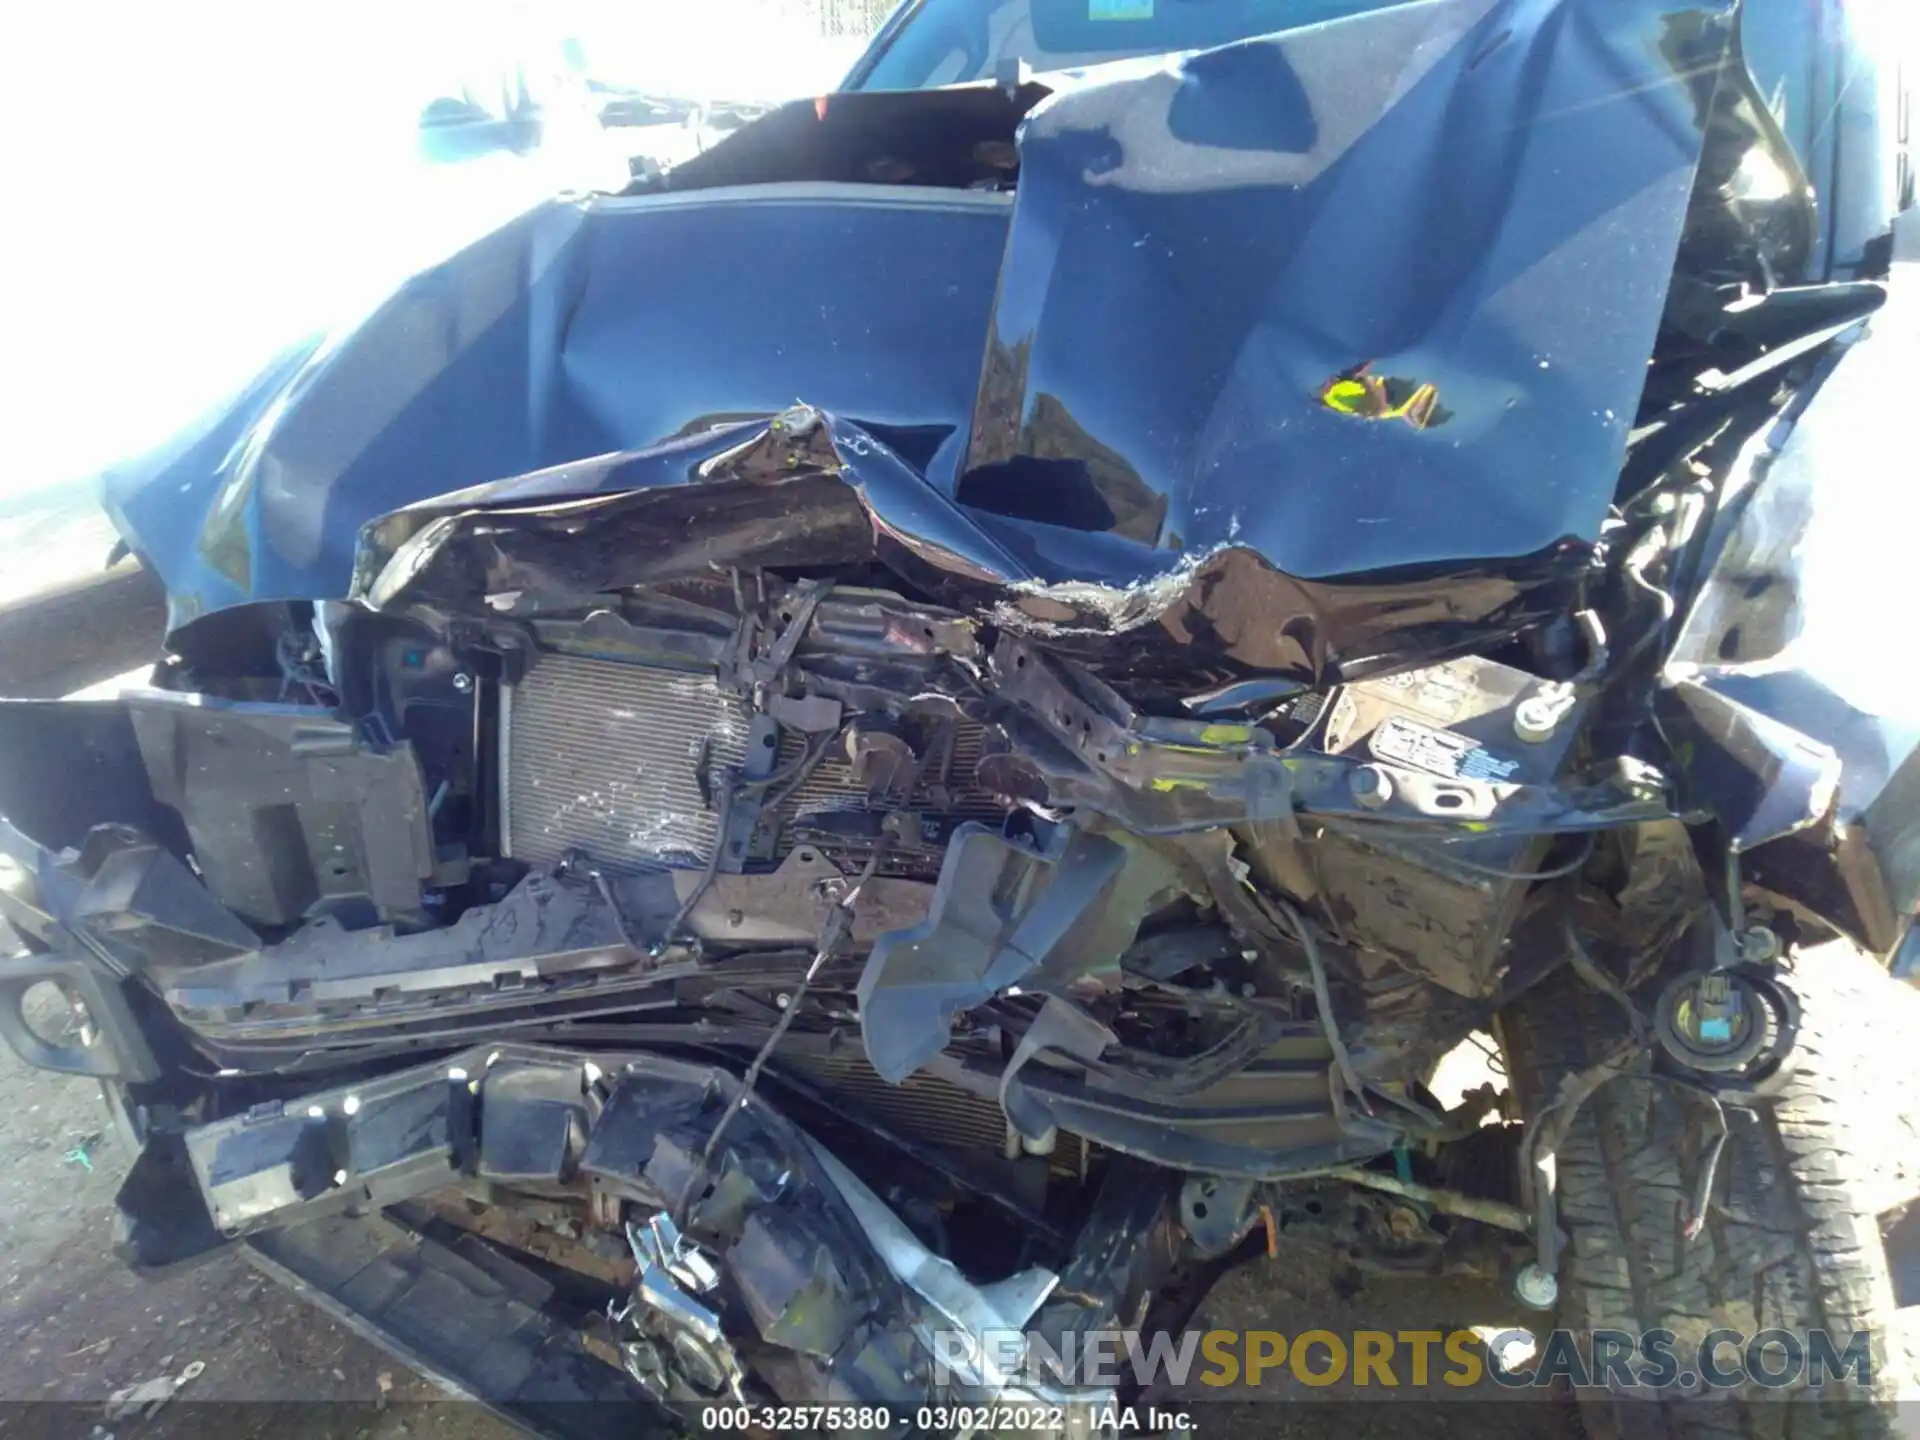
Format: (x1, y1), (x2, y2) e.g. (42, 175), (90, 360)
(1, 0), (1915, 1434)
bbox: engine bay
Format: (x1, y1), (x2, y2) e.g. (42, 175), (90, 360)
(1, 0), (1915, 1422)
(0, 564), (1649, 1239)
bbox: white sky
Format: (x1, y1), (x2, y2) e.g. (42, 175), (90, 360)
(0, 3), (861, 501)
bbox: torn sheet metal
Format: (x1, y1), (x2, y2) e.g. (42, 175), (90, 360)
(102, 0), (1766, 696)
(105, 187), (1014, 630)
(856, 822), (1182, 1084)
(1659, 290), (1920, 953)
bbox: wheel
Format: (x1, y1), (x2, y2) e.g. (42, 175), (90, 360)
(1499, 939), (1920, 1436)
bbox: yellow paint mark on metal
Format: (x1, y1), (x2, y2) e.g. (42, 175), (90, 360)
(1198, 724), (1253, 745)
(1319, 362), (1449, 430)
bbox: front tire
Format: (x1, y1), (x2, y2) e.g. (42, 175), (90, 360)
(1499, 941), (1919, 1437)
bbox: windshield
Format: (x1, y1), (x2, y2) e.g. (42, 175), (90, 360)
(849, 0), (1420, 89)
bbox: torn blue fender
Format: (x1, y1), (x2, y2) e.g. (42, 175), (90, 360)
(1658, 290), (1920, 954)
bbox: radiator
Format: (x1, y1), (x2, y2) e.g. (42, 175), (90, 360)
(774, 1047), (1088, 1176)
(500, 652), (1004, 874)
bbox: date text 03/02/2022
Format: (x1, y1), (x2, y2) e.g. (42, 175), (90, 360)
(698, 1405), (1198, 1432)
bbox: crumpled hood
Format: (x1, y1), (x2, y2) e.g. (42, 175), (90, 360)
(106, 0), (1778, 689)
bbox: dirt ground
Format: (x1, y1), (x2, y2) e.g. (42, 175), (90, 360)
(0, 1039), (1573, 1440)
(0, 1043), (519, 1440)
